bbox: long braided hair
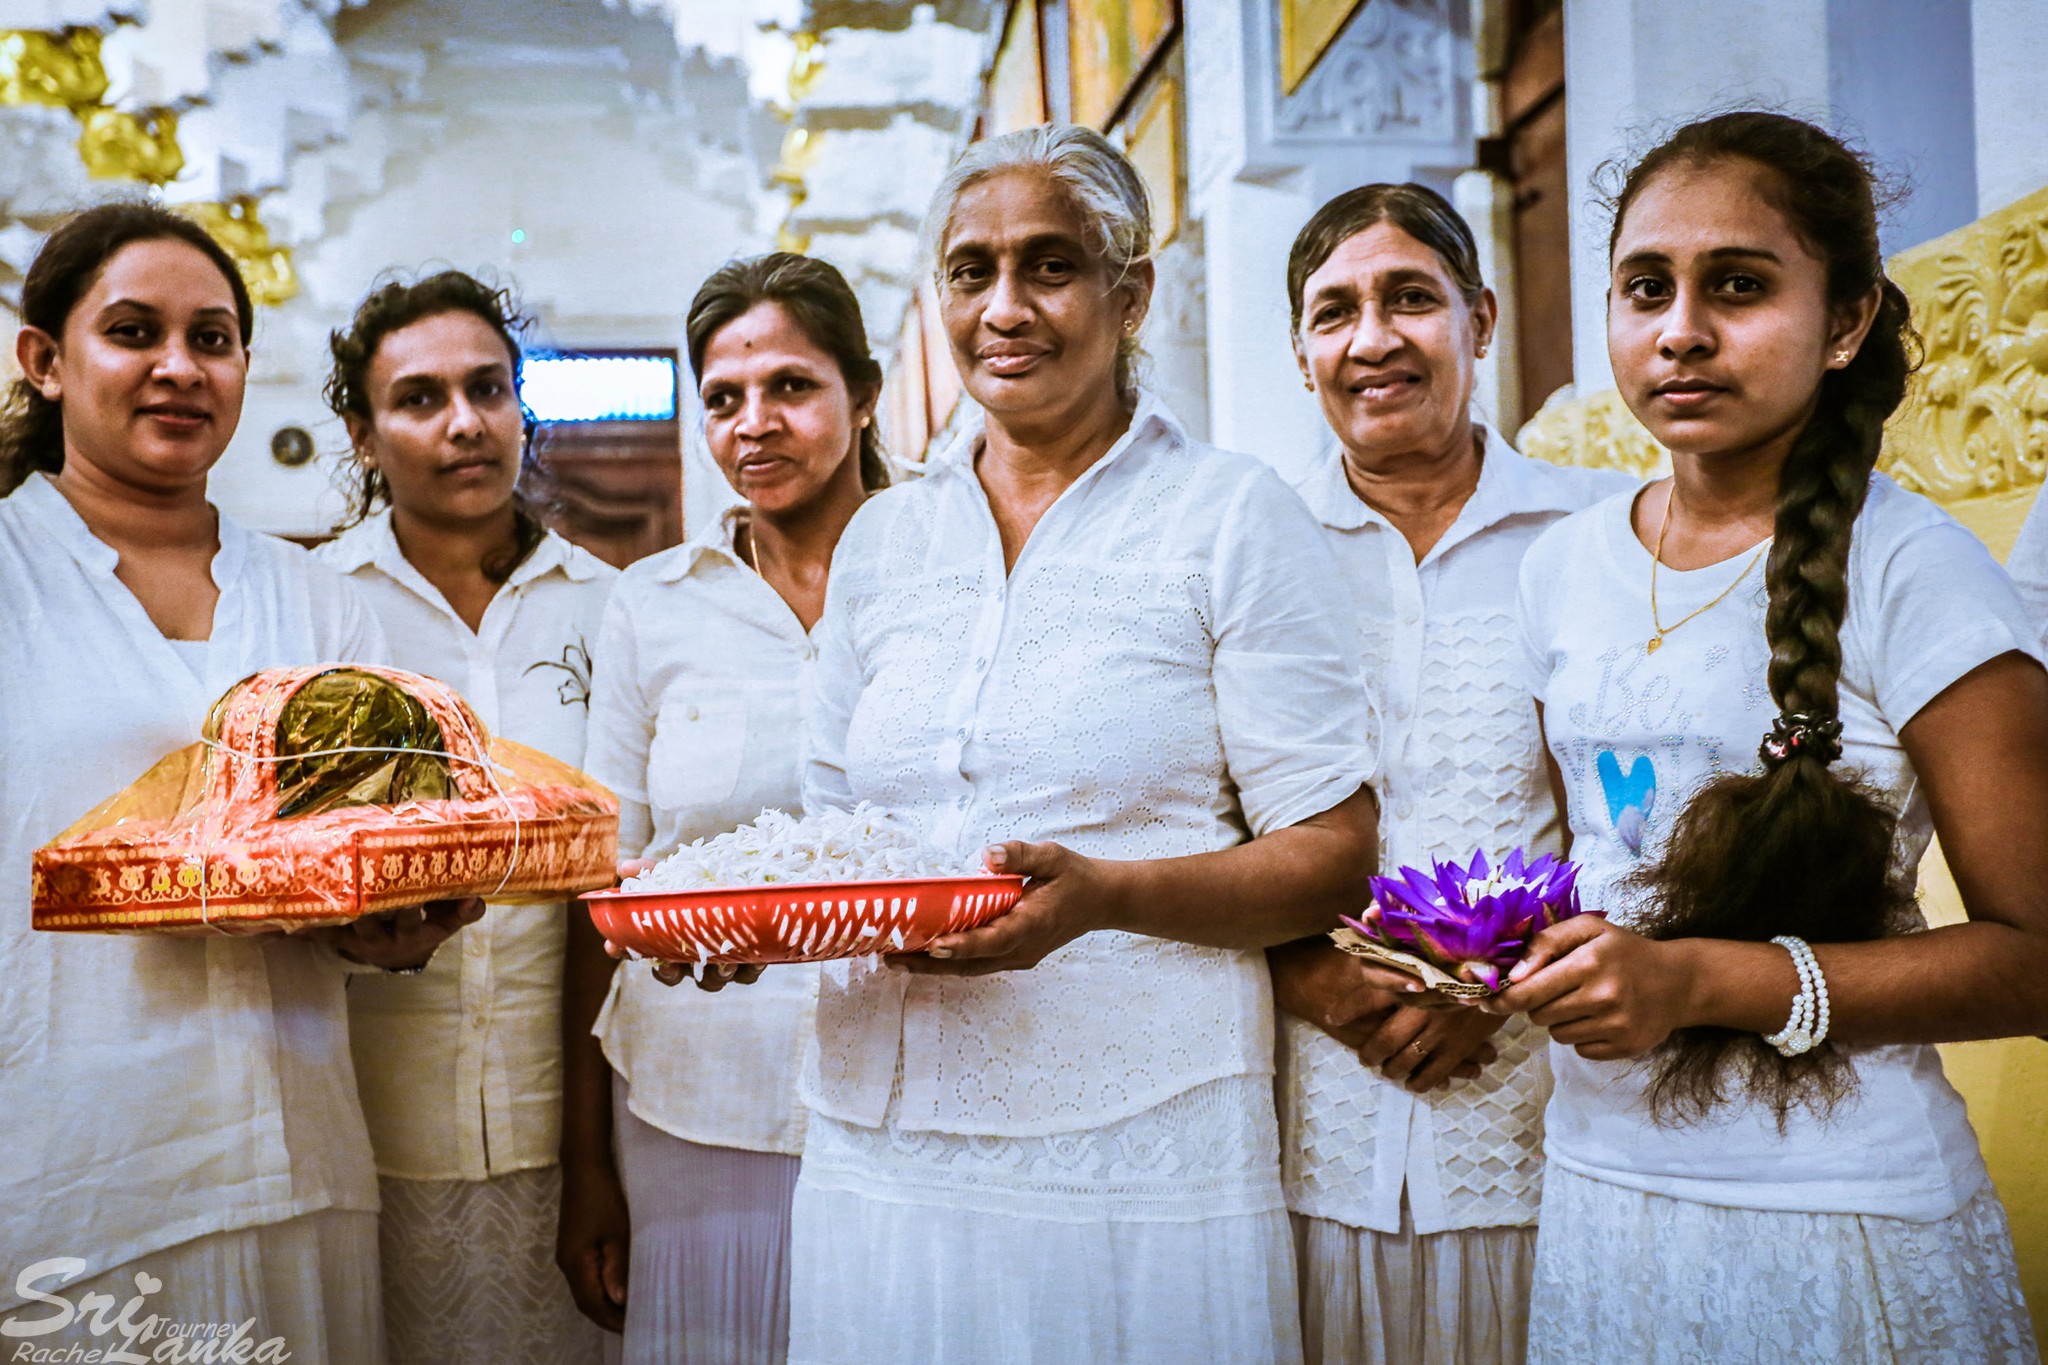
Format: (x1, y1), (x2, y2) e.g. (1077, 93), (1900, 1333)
(323, 270), (549, 583)
(1616, 113), (1920, 1126)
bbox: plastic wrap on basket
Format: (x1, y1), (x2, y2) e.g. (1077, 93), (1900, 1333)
(31, 665), (619, 935)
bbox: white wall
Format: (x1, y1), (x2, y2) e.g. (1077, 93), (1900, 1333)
(1972, 0), (2048, 216)
(210, 98), (764, 536)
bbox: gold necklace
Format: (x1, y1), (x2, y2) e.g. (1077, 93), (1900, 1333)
(1646, 488), (1767, 654)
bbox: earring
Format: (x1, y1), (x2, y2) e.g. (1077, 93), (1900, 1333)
(1302, 377), (1314, 392)
(1833, 350), (1852, 366)
(1123, 320), (1136, 335)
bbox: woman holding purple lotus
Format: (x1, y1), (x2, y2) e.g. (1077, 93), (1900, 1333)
(1488, 114), (2043, 1360)
(1267, 183), (1634, 1365)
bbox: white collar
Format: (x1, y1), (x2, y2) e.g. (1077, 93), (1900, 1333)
(324, 507), (601, 590)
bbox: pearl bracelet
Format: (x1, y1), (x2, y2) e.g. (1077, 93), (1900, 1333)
(1763, 935), (1830, 1057)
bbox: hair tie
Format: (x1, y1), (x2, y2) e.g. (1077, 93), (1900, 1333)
(1760, 712), (1844, 768)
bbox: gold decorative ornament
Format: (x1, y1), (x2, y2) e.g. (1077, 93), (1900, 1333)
(180, 197), (299, 308)
(1515, 385), (1669, 480)
(0, 27), (109, 110)
(1881, 183), (2048, 544)
(769, 32), (826, 257)
(76, 106), (184, 185)
(785, 31), (826, 108)
(2, 25), (189, 191)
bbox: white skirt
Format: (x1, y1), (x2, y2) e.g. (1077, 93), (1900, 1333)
(790, 1072), (1302, 1365)
(1292, 1210), (1536, 1365)
(612, 1076), (801, 1365)
(21, 1209), (381, 1365)
(1528, 1167), (2040, 1364)
(378, 1168), (605, 1365)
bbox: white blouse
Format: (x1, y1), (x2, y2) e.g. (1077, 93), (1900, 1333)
(1280, 430), (1634, 1235)
(0, 473), (386, 1299)
(584, 511), (819, 1156)
(1521, 475), (2041, 1220)
(800, 394), (1379, 1136)
(318, 511), (616, 1182)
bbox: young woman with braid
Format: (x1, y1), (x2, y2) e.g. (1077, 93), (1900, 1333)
(1478, 113), (2046, 1359)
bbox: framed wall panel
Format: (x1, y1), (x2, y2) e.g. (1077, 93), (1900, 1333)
(1280, 0), (1368, 95)
(1123, 72), (1183, 249)
(1068, 0), (1177, 129)
(989, 0), (1049, 133)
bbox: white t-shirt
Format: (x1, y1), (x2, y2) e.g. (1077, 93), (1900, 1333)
(1519, 472), (2043, 1220)
(319, 511), (616, 1181)
(1281, 427), (1634, 1235)
(583, 510), (820, 1157)
(0, 473), (387, 1299)
(801, 393), (1379, 1136)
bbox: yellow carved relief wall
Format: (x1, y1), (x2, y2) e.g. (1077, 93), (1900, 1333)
(1518, 182), (2048, 1331)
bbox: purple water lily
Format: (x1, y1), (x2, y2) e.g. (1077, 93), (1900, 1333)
(1339, 848), (1585, 991)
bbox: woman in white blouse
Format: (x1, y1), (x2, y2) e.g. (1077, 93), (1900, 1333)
(566, 253), (887, 1364)
(1491, 112), (2043, 1360)
(0, 205), (473, 1361)
(1271, 185), (1635, 1365)
(788, 124), (1379, 1365)
(318, 270), (615, 1365)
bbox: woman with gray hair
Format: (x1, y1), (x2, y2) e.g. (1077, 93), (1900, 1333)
(787, 124), (1381, 1363)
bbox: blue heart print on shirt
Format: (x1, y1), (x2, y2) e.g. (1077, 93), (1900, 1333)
(1596, 750), (1656, 854)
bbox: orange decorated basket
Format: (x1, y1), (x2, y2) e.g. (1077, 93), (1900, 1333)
(33, 665), (618, 935)
(584, 875), (1025, 965)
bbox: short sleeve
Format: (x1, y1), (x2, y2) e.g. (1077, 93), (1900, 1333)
(583, 585), (656, 858)
(1861, 510), (2048, 728)
(1208, 465), (1377, 836)
(2003, 492), (2048, 648)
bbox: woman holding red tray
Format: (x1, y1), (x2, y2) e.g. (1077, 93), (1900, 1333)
(786, 125), (1380, 1365)
(318, 271), (616, 1365)
(565, 252), (888, 1364)
(1268, 184), (1636, 1365)
(0, 205), (474, 1359)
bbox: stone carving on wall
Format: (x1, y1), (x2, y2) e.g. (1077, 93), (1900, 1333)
(1515, 185), (2048, 514)
(1274, 0), (1453, 144)
(1515, 385), (1667, 480)
(1884, 183), (2048, 504)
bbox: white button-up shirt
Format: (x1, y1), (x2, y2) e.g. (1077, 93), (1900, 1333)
(319, 511), (616, 1181)
(584, 510), (820, 1156)
(1278, 429), (1635, 1234)
(801, 395), (1379, 1136)
(0, 473), (386, 1298)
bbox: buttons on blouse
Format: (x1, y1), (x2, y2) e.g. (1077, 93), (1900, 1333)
(956, 726), (970, 742)
(972, 655), (989, 672)
(1401, 609), (1420, 627)
(685, 704), (700, 721)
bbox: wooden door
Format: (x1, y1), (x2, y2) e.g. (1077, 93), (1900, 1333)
(1501, 0), (1571, 426)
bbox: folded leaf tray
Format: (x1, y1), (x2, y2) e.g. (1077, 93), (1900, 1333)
(1329, 925), (1499, 1000)
(585, 874), (1025, 965)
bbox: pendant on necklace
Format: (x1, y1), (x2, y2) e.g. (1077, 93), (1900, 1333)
(1646, 635), (1663, 655)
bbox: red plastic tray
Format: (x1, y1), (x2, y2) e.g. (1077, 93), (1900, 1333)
(583, 874), (1026, 965)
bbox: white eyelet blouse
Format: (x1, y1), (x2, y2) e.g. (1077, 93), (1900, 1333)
(1279, 428), (1636, 1235)
(799, 394), (1381, 1136)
